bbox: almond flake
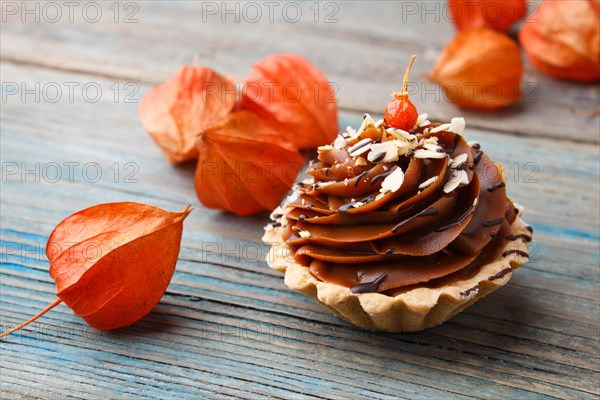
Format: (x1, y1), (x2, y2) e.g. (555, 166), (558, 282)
(316, 181), (336, 188)
(418, 176), (438, 189)
(459, 170), (470, 184)
(415, 113), (429, 128)
(355, 156), (368, 166)
(449, 117), (466, 134)
(367, 141), (400, 163)
(396, 140), (415, 154)
(270, 207), (284, 220)
(450, 153), (468, 168)
(287, 191), (300, 202)
(380, 167), (404, 194)
(348, 138), (373, 157)
(344, 126), (357, 138)
(374, 119), (385, 128)
(299, 230), (311, 239)
(422, 136), (439, 145)
(414, 149), (448, 159)
(356, 114), (375, 136)
(419, 119), (431, 127)
(386, 127), (415, 141)
(423, 142), (441, 152)
(318, 144), (334, 152)
(443, 170), (469, 193)
(333, 135), (347, 149)
(352, 201), (365, 208)
(429, 122), (452, 133)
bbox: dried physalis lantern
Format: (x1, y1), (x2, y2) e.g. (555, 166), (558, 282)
(520, 0), (600, 82)
(385, 55), (419, 131)
(195, 111), (304, 216)
(430, 28), (523, 110)
(139, 66), (237, 163)
(239, 53), (338, 149)
(448, 0), (527, 32)
(1, 202), (191, 337)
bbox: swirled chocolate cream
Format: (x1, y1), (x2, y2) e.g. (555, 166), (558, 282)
(263, 114), (532, 332)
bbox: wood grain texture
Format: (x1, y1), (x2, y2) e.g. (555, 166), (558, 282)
(1, 1), (599, 144)
(1, 60), (599, 399)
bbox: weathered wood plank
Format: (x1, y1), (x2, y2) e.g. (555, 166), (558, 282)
(1, 1), (599, 143)
(0, 270), (596, 399)
(1, 62), (599, 398)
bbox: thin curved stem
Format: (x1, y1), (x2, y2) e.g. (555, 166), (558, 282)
(0, 298), (62, 338)
(393, 55), (417, 99)
(401, 55), (417, 96)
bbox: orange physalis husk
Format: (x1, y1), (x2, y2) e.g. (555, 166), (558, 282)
(139, 66), (237, 164)
(520, 0), (600, 83)
(429, 28), (523, 110)
(239, 53), (338, 149)
(195, 111), (304, 216)
(1, 202), (191, 337)
(448, 0), (527, 32)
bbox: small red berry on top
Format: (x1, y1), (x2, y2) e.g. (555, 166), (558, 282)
(384, 55), (418, 131)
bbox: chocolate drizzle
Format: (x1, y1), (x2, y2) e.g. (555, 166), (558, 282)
(338, 202), (357, 213)
(488, 268), (512, 281)
(450, 134), (461, 153)
(348, 138), (373, 154)
(420, 208), (440, 217)
(460, 284), (479, 297)
(371, 152), (386, 162)
(350, 274), (387, 293)
(392, 207), (439, 233)
(434, 204), (476, 232)
(482, 218), (504, 227)
(370, 169), (396, 186)
(354, 171), (368, 187)
(487, 182), (506, 193)
(473, 151), (483, 164)
(506, 234), (532, 242)
(502, 250), (529, 258)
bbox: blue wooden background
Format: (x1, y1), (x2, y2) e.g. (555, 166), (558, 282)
(1, 1), (599, 399)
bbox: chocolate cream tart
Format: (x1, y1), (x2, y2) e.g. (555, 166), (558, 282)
(262, 114), (532, 332)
